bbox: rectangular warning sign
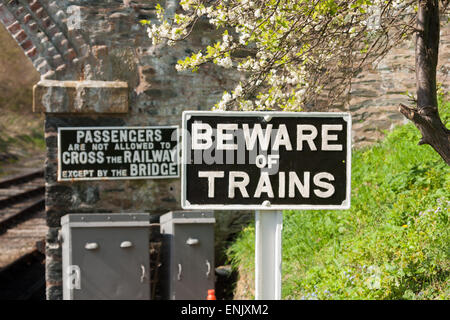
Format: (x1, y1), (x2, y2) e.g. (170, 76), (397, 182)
(58, 126), (179, 181)
(182, 111), (351, 210)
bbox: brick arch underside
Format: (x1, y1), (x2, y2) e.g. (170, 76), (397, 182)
(0, 0), (88, 79)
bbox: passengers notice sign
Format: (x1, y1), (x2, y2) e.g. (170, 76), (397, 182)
(58, 126), (179, 181)
(182, 112), (351, 210)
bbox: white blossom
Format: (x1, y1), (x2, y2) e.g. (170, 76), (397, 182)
(217, 56), (233, 68)
(142, 0), (416, 112)
(233, 84), (243, 98)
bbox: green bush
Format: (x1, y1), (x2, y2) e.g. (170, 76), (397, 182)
(227, 100), (450, 300)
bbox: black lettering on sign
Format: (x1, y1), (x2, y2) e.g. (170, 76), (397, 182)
(58, 126), (179, 181)
(182, 112), (352, 210)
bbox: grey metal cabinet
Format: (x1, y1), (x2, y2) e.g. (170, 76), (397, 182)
(61, 213), (151, 300)
(160, 211), (215, 300)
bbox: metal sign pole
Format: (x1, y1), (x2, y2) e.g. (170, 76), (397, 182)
(255, 210), (283, 300)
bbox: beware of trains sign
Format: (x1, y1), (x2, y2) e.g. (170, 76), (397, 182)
(181, 112), (351, 210)
(58, 126), (179, 181)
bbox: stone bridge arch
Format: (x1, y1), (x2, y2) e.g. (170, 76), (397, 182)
(0, 0), (88, 79)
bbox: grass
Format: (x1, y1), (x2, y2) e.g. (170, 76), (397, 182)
(227, 98), (450, 300)
(0, 24), (44, 176)
(0, 111), (45, 168)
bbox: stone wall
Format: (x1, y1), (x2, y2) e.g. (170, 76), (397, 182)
(0, 0), (448, 299)
(347, 21), (449, 147)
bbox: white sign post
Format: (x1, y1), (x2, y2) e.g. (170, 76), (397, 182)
(255, 210), (283, 300)
(181, 111), (352, 300)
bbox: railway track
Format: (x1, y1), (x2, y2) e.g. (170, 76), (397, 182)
(0, 169), (47, 300)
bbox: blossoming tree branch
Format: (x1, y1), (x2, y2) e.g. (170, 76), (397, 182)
(140, 0), (450, 164)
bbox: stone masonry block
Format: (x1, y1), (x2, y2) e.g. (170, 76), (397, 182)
(14, 30), (27, 42)
(20, 39), (33, 51)
(47, 25), (58, 37)
(33, 80), (129, 113)
(0, 4), (15, 26)
(23, 13), (32, 24)
(63, 48), (76, 61)
(26, 46), (38, 59)
(35, 7), (46, 19)
(56, 64), (66, 72)
(7, 21), (21, 34)
(29, 0), (43, 13)
(15, 6), (25, 17)
(28, 21), (38, 32)
(42, 16), (52, 28)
